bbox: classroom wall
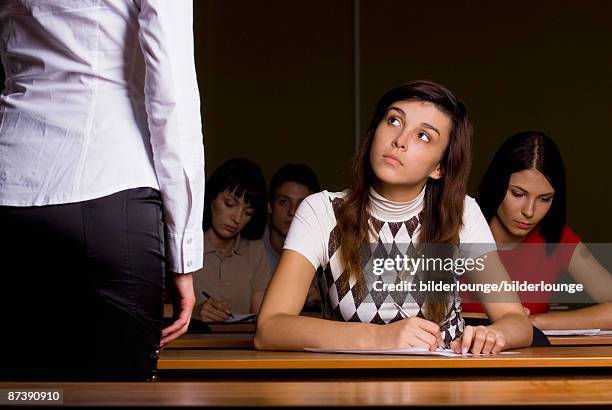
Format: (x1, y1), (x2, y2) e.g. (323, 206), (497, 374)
(195, 0), (612, 242)
(359, 0), (612, 243)
(194, 0), (355, 192)
(1, 2), (609, 242)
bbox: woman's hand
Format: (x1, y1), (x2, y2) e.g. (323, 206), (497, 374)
(378, 317), (443, 351)
(161, 273), (196, 347)
(199, 298), (232, 322)
(451, 325), (506, 354)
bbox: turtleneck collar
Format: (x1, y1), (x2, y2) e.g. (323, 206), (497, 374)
(368, 185), (426, 222)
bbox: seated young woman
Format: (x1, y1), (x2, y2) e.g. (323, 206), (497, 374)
(463, 131), (612, 330)
(192, 158), (271, 322)
(255, 81), (532, 354)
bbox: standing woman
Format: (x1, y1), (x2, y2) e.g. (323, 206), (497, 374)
(255, 81), (532, 354)
(0, 1), (204, 380)
(467, 131), (612, 329)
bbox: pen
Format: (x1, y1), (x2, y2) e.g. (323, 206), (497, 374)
(394, 302), (411, 319)
(395, 301), (445, 351)
(201, 290), (234, 318)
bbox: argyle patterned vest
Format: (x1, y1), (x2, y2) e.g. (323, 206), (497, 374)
(315, 196), (464, 348)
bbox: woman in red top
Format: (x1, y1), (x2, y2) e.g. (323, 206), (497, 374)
(467, 131), (612, 330)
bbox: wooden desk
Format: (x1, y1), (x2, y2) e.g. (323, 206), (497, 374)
(193, 312), (320, 333)
(166, 333), (254, 349)
(2, 380), (612, 407)
(166, 333), (612, 349)
(460, 312), (612, 346)
(158, 346), (612, 370)
(549, 335), (612, 346)
(461, 312), (488, 319)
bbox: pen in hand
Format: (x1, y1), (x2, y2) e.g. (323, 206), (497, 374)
(394, 302), (411, 319)
(201, 290), (234, 318)
(395, 302), (445, 351)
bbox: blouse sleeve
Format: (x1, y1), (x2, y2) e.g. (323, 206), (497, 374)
(135, 0), (205, 273)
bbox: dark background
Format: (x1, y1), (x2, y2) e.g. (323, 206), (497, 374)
(193, 0), (612, 242)
(2, 1), (611, 242)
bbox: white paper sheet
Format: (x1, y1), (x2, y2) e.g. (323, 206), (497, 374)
(224, 313), (257, 323)
(304, 347), (519, 357)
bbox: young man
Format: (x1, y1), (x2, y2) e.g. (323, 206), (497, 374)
(265, 164), (321, 309)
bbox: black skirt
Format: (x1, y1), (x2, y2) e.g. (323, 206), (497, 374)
(0, 187), (165, 381)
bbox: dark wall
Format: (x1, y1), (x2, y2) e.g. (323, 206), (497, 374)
(360, 0), (612, 242)
(195, 0), (612, 241)
(194, 0), (355, 192)
(3, 2), (606, 241)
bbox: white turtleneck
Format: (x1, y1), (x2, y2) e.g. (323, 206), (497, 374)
(368, 186), (426, 222)
(284, 189), (495, 272)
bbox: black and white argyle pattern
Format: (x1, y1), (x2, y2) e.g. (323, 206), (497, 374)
(316, 196), (464, 348)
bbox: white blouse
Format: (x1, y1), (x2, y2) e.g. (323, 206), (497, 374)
(0, 0), (205, 273)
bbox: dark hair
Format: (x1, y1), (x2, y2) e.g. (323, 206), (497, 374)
(477, 131), (566, 243)
(203, 158), (267, 240)
(269, 164), (321, 203)
(335, 80), (473, 324)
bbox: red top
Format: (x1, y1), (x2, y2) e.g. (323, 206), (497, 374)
(461, 225), (581, 314)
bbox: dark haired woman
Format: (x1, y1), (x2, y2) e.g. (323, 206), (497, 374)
(465, 131), (612, 330)
(255, 81), (532, 354)
(193, 158), (271, 322)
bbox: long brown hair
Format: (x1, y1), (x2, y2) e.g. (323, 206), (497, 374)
(336, 80), (473, 324)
